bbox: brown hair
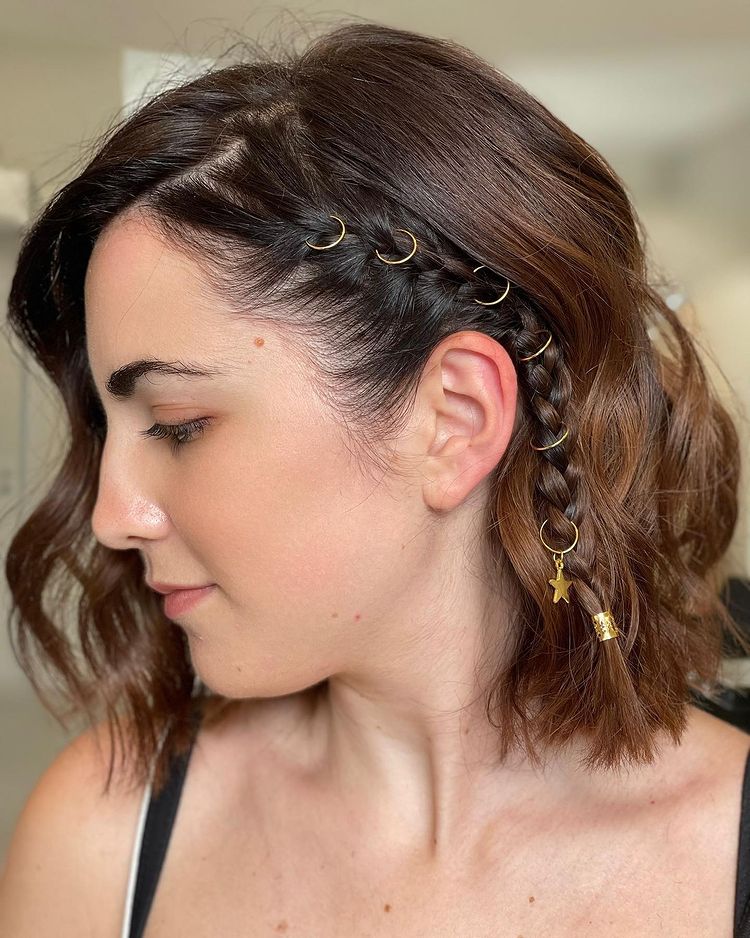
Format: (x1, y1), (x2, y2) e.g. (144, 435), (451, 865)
(4, 20), (747, 795)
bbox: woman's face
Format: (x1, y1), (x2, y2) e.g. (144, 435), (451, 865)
(84, 211), (447, 700)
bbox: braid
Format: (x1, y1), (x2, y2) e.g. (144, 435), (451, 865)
(513, 313), (614, 626)
(506, 308), (664, 772)
(302, 211), (622, 646)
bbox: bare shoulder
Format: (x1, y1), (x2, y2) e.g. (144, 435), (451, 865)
(0, 717), (149, 938)
(669, 704), (750, 819)
(686, 702), (750, 776)
(672, 705), (750, 900)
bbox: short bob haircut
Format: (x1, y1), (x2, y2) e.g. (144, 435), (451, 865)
(5, 21), (747, 796)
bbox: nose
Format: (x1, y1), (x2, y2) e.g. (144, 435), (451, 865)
(90, 439), (169, 550)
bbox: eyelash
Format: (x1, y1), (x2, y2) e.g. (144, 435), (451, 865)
(139, 417), (212, 454)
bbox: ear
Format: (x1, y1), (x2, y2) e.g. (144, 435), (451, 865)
(405, 330), (519, 513)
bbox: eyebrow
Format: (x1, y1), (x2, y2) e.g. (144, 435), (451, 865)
(95, 358), (230, 403)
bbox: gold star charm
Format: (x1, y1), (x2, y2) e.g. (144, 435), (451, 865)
(548, 556), (573, 604)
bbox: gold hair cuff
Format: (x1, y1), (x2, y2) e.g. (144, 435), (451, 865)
(592, 610), (620, 642)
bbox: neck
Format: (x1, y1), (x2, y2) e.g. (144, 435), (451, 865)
(287, 674), (693, 865)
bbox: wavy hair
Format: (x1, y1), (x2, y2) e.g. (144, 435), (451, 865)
(4, 21), (747, 795)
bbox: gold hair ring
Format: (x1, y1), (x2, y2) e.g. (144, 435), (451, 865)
(539, 519), (619, 640)
(539, 516), (578, 605)
(300, 214), (615, 644)
(519, 330), (552, 361)
(531, 425), (569, 451)
(524, 330), (567, 453)
(472, 265), (511, 306)
(375, 228), (418, 264)
(305, 214), (347, 250)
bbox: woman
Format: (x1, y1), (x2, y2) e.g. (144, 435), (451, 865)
(1, 20), (749, 938)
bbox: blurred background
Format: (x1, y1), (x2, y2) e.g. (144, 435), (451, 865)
(1, 1), (749, 860)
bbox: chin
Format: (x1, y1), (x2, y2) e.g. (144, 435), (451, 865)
(189, 649), (329, 703)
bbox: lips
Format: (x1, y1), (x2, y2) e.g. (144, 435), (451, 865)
(162, 584), (215, 619)
(148, 580), (212, 594)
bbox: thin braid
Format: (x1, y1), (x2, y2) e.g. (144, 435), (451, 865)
(506, 314), (655, 771)
(513, 312), (618, 630)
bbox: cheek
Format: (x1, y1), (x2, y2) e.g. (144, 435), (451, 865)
(173, 419), (417, 689)
(214, 439), (400, 608)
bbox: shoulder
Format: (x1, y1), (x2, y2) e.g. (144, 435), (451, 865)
(0, 717), (149, 937)
(669, 705), (750, 894)
(667, 704), (750, 816)
(686, 703), (750, 777)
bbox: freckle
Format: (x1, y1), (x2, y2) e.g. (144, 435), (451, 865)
(254, 336), (265, 347)
(236, 665), (242, 672)
(273, 921), (288, 932)
(528, 896), (535, 903)
(331, 612), (338, 618)
(384, 903), (392, 913)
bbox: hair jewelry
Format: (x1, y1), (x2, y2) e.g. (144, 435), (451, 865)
(305, 214), (620, 642)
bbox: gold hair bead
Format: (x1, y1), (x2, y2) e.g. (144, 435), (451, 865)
(592, 610), (620, 641)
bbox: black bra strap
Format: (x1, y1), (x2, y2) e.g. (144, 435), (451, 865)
(735, 746), (750, 936)
(128, 704), (203, 938)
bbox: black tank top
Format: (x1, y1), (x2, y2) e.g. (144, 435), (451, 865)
(121, 713), (750, 938)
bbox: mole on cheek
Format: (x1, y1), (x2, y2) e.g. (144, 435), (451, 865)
(254, 336), (265, 347)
